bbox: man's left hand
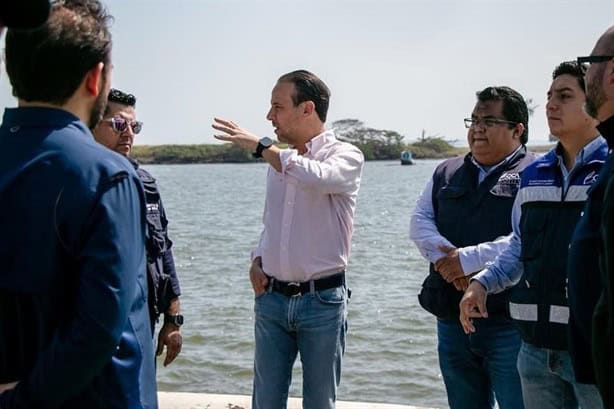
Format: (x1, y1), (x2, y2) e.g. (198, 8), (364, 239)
(435, 245), (465, 282)
(212, 117), (259, 151)
(156, 322), (182, 367)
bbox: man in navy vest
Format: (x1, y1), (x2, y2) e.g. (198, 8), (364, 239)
(93, 88), (183, 367)
(411, 86), (536, 409)
(460, 61), (605, 409)
(567, 26), (614, 407)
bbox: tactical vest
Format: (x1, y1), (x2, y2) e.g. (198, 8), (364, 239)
(419, 147), (537, 320)
(134, 165), (173, 322)
(510, 144), (607, 349)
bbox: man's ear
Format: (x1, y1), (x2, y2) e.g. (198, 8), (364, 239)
(514, 123), (525, 140)
(84, 62), (105, 96)
(302, 100), (315, 117)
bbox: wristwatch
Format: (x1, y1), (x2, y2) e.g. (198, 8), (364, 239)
(252, 137), (274, 158)
(164, 314), (184, 327)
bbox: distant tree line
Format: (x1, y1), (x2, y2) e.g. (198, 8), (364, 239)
(134, 117), (559, 164)
(333, 119), (463, 160)
(132, 144), (254, 164)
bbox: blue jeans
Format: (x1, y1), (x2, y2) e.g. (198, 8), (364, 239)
(437, 318), (524, 409)
(517, 341), (603, 409)
(252, 284), (348, 409)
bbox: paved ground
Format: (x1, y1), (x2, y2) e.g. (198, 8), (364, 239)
(158, 392), (435, 409)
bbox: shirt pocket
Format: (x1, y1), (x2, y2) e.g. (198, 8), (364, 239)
(436, 186), (468, 223)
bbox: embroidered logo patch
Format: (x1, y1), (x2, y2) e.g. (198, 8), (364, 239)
(583, 171), (598, 185)
(497, 172), (520, 186)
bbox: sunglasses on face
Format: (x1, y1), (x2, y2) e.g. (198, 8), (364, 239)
(576, 55), (614, 65)
(105, 117), (143, 134)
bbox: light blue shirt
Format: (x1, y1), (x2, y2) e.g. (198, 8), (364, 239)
(409, 146), (523, 274)
(474, 136), (605, 294)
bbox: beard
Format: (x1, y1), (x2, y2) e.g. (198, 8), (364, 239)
(585, 65), (606, 120)
(88, 90), (108, 130)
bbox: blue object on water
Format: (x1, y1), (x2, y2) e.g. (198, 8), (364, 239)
(401, 150), (414, 165)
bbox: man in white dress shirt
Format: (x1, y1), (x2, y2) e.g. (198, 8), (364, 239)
(212, 69), (364, 409)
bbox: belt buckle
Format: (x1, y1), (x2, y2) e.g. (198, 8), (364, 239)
(284, 282), (301, 297)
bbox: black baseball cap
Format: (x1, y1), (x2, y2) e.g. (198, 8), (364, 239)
(0, 0), (51, 30)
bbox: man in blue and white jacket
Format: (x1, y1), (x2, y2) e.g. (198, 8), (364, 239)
(460, 61), (606, 409)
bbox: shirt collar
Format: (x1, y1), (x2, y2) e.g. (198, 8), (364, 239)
(304, 129), (336, 155)
(1, 106), (84, 130)
(470, 144), (524, 174)
(553, 135), (605, 167)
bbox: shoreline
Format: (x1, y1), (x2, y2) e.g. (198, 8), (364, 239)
(131, 144), (553, 165)
(158, 392), (435, 409)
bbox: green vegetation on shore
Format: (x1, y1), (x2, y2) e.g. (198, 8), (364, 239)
(131, 118), (553, 165)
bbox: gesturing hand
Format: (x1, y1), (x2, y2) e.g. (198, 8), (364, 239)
(212, 117), (259, 151)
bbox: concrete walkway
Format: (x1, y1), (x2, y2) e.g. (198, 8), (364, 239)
(158, 392), (435, 409)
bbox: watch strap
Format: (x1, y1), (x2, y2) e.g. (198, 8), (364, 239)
(164, 314), (184, 327)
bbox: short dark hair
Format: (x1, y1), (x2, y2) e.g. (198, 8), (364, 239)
(552, 61), (587, 93)
(277, 70), (330, 122)
(476, 86), (529, 144)
(5, 0), (112, 104)
(105, 88), (136, 115)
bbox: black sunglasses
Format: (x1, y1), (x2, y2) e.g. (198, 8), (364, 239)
(577, 55), (614, 64)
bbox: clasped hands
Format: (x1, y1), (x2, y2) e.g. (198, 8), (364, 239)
(435, 245), (468, 291)
(435, 246), (489, 335)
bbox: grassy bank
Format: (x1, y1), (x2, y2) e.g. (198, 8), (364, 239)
(131, 143), (554, 165)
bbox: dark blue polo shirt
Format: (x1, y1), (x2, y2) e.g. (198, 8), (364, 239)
(0, 107), (157, 408)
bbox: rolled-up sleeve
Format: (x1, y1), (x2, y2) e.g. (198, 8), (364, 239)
(457, 233), (513, 275)
(279, 147), (364, 195)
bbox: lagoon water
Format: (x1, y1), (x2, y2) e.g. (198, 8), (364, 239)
(151, 159), (447, 408)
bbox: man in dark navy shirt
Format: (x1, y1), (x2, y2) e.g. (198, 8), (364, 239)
(0, 1), (157, 408)
(568, 25), (614, 408)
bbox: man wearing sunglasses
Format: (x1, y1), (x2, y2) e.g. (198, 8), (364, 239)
(460, 61), (605, 409)
(566, 26), (614, 407)
(410, 86), (537, 409)
(92, 88), (183, 367)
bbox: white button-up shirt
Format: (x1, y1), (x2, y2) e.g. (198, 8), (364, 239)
(252, 129), (364, 282)
(409, 147), (524, 273)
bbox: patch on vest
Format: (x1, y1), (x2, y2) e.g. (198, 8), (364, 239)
(527, 178), (556, 186)
(496, 172), (520, 186)
(583, 171), (598, 185)
(147, 203), (159, 212)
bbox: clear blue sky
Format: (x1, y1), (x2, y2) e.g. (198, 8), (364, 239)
(1, 0), (612, 146)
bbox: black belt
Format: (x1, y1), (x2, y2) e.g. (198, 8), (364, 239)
(267, 272), (345, 297)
